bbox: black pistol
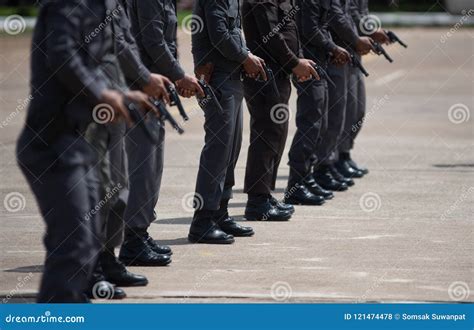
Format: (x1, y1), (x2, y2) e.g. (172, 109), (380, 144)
(348, 50), (370, 77)
(150, 98), (185, 134)
(167, 85), (189, 121)
(125, 101), (162, 144)
(197, 79), (224, 115)
(256, 65), (280, 98)
(372, 41), (393, 63)
(385, 30), (408, 48)
(312, 63), (335, 88)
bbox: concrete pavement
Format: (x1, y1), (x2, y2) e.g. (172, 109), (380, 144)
(0, 28), (472, 303)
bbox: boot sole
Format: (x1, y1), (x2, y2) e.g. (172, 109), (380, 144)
(188, 233), (235, 244)
(108, 278), (149, 287)
(119, 258), (172, 267)
(283, 199), (325, 206)
(244, 214), (292, 222)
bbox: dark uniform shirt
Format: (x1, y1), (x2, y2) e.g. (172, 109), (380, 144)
(242, 0), (300, 75)
(192, 0), (248, 73)
(350, 0), (370, 35)
(26, 0), (113, 136)
(127, 0), (185, 81)
(328, 0), (359, 48)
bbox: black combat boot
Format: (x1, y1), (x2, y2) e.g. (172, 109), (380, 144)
(215, 199), (254, 237)
(245, 194), (292, 221)
(101, 248), (148, 287)
(119, 228), (172, 266)
(340, 152), (369, 175)
(313, 165), (349, 191)
(188, 210), (235, 244)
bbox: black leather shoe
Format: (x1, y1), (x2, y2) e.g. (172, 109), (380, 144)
(329, 165), (355, 186)
(313, 167), (349, 191)
(304, 177), (334, 200)
(101, 251), (148, 287)
(335, 159), (364, 178)
(216, 215), (255, 237)
(284, 184), (325, 205)
(189, 211), (235, 244)
(269, 196), (295, 214)
(346, 158), (369, 175)
(88, 281), (127, 300)
(245, 197), (292, 221)
(119, 229), (172, 266)
(144, 235), (172, 256)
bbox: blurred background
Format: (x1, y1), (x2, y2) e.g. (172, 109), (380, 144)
(0, 0), (471, 16)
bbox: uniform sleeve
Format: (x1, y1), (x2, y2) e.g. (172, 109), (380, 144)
(350, 0), (369, 35)
(300, 0), (337, 53)
(202, 0), (249, 63)
(45, 2), (108, 104)
(134, 0), (185, 81)
(248, 0), (299, 71)
(328, 0), (359, 47)
(114, 9), (151, 87)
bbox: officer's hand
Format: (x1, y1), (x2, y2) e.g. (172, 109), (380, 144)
(370, 29), (390, 45)
(99, 89), (133, 126)
(331, 46), (351, 66)
(143, 73), (172, 104)
(292, 59), (319, 82)
(176, 74), (205, 98)
(355, 37), (374, 55)
(124, 90), (157, 116)
(243, 53), (267, 80)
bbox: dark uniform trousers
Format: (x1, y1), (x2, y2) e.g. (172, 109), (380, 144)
(85, 121), (128, 249)
(17, 130), (100, 303)
(123, 121), (165, 228)
(339, 54), (366, 153)
(244, 77), (291, 194)
(288, 78), (329, 182)
(315, 63), (349, 166)
(195, 71), (244, 210)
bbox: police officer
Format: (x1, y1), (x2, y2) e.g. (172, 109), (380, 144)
(286, 0), (352, 205)
(119, 0), (204, 265)
(189, 0), (266, 244)
(335, 0), (390, 177)
(241, 0), (319, 215)
(85, 0), (172, 296)
(15, 0), (151, 303)
(311, 0), (373, 191)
